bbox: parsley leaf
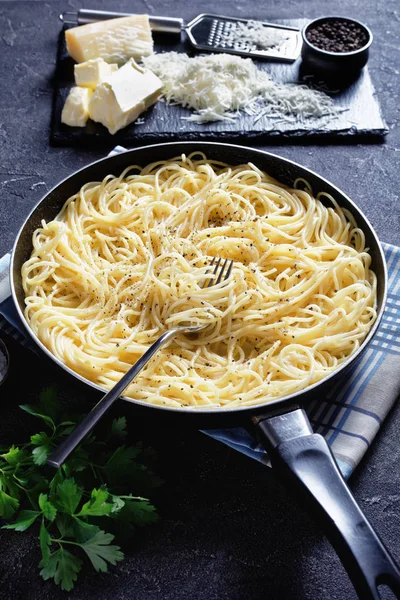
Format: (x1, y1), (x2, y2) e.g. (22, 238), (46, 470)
(38, 494), (57, 522)
(31, 432), (51, 446)
(109, 496), (159, 540)
(40, 549), (82, 592)
(110, 417), (127, 441)
(38, 387), (58, 421)
(30, 432), (52, 466)
(79, 530), (124, 572)
(77, 487), (112, 518)
(110, 495), (125, 513)
(39, 519), (51, 565)
(48, 468), (64, 502)
(32, 445), (49, 466)
(2, 509), (40, 531)
(54, 478), (82, 515)
(1, 393), (160, 591)
(118, 496), (159, 528)
(55, 513), (75, 539)
(0, 489), (19, 519)
(102, 446), (141, 485)
(0, 471), (20, 500)
(1, 446), (28, 465)
(19, 405), (55, 430)
(72, 517), (101, 543)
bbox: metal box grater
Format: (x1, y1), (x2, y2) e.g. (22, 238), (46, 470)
(185, 14), (302, 62)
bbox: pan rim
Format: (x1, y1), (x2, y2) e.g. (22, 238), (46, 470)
(10, 141), (388, 417)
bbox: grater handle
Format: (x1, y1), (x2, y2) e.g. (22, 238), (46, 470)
(149, 15), (184, 34)
(60, 9), (184, 34)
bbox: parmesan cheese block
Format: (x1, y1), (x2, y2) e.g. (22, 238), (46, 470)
(61, 86), (92, 127)
(74, 58), (118, 89)
(88, 59), (162, 135)
(65, 15), (153, 65)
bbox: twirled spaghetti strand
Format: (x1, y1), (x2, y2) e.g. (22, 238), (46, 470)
(22, 154), (377, 409)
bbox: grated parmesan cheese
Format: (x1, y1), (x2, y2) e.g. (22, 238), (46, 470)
(142, 52), (337, 124)
(220, 20), (289, 50)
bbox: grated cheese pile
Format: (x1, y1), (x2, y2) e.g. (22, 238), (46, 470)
(142, 52), (337, 124)
(220, 20), (289, 50)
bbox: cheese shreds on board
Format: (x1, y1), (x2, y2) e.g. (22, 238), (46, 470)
(143, 52), (337, 124)
(220, 20), (289, 50)
(65, 15), (153, 65)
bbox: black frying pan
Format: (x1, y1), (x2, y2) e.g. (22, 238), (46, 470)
(10, 142), (400, 599)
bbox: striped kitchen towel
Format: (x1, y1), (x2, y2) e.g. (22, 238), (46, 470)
(1, 147), (399, 479)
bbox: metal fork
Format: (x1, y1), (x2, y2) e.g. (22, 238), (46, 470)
(47, 257), (234, 468)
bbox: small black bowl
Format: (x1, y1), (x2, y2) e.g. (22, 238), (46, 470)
(301, 16), (373, 76)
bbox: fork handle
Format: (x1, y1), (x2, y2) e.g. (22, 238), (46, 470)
(46, 329), (176, 468)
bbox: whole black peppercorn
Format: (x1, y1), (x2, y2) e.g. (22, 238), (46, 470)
(306, 18), (369, 53)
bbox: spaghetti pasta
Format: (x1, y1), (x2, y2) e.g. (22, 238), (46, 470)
(22, 153), (377, 409)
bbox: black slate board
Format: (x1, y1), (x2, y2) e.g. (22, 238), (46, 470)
(50, 19), (388, 146)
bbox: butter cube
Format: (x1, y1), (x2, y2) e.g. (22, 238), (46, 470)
(88, 59), (162, 135)
(61, 86), (92, 127)
(74, 58), (118, 90)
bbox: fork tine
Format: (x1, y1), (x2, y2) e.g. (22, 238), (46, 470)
(215, 258), (229, 285)
(201, 257), (233, 289)
(201, 257), (215, 289)
(224, 260), (234, 281)
(207, 257), (221, 287)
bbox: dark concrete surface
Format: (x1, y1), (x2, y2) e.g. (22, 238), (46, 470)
(0, 1), (399, 599)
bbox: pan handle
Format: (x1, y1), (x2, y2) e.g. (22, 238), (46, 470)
(253, 408), (400, 600)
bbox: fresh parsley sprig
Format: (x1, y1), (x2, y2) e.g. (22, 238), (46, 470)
(0, 388), (160, 591)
